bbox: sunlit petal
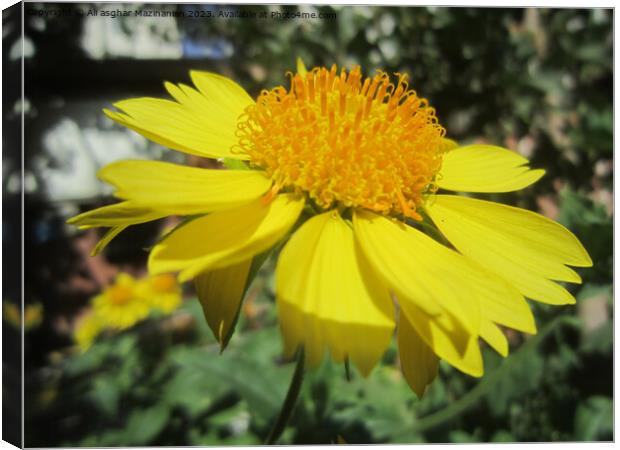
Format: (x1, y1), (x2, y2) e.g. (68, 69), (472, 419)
(99, 160), (271, 215)
(149, 194), (304, 282)
(438, 145), (545, 193)
(426, 195), (592, 304)
(276, 212), (394, 376)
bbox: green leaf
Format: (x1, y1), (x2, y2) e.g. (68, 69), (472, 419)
(491, 430), (515, 442)
(558, 189), (609, 227)
(485, 347), (545, 417)
(574, 396), (613, 441)
(329, 366), (416, 442)
(557, 189), (612, 281)
(161, 359), (228, 417)
(63, 344), (108, 376)
(88, 375), (120, 417)
(580, 320), (613, 355)
(449, 430), (478, 443)
(171, 331), (291, 425)
(124, 404), (170, 444)
(179, 297), (216, 342)
(577, 283), (612, 354)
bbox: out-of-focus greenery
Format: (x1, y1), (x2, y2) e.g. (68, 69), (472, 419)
(23, 5), (612, 446)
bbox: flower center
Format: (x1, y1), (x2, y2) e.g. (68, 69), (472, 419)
(150, 274), (177, 293)
(108, 285), (134, 305)
(238, 65), (449, 220)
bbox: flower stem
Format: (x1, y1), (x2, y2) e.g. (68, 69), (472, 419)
(265, 348), (305, 445)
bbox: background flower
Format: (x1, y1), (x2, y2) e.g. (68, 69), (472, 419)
(141, 274), (183, 314)
(92, 273), (151, 330)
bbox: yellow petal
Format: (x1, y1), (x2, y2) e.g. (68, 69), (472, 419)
(276, 211), (394, 376)
(437, 145), (545, 193)
(74, 313), (104, 352)
(465, 260), (537, 334)
(296, 57), (308, 76)
(353, 211), (483, 376)
(462, 250), (536, 355)
(91, 225), (127, 256)
(426, 195), (592, 305)
(480, 321), (508, 357)
(189, 70), (254, 118)
(67, 201), (165, 228)
(105, 72), (253, 160)
(99, 160), (271, 215)
(398, 313), (439, 398)
(104, 108), (209, 158)
(400, 301), (483, 377)
(194, 259), (252, 349)
(352, 210), (479, 332)
(149, 194), (304, 282)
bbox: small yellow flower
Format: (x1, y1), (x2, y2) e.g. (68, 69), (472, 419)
(3, 301), (43, 331)
(74, 311), (104, 352)
(24, 303), (44, 330)
(93, 273), (150, 330)
(138, 274), (183, 314)
(3, 301), (21, 329)
(68, 60), (592, 397)
(74, 274), (181, 351)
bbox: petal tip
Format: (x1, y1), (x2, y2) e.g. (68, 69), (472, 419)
(296, 57), (308, 75)
(529, 168), (546, 184)
(470, 367), (484, 378)
(411, 385), (427, 399)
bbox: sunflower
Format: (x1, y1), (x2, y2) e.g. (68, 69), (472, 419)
(68, 60), (591, 396)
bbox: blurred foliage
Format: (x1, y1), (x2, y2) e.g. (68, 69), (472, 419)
(23, 5), (612, 446)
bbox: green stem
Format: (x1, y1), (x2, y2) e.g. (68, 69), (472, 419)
(265, 348), (305, 445)
(410, 315), (579, 434)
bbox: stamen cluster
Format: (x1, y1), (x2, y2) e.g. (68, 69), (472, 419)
(237, 65), (448, 219)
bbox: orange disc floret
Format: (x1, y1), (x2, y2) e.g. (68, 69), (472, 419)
(237, 64), (449, 220)
(107, 284), (135, 305)
(150, 273), (178, 293)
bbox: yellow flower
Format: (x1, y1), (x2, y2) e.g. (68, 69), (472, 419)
(93, 273), (150, 330)
(74, 311), (104, 352)
(138, 274), (183, 314)
(68, 60), (592, 397)
(3, 301), (21, 329)
(74, 274), (180, 351)
(24, 303), (44, 330)
(3, 301), (43, 331)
